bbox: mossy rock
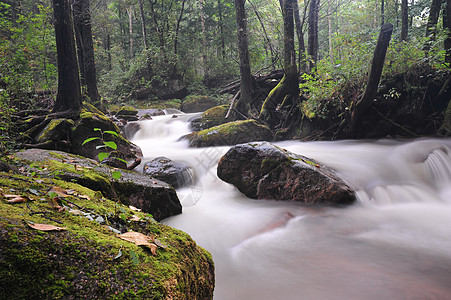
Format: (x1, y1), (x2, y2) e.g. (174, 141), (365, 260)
(182, 119), (274, 147)
(181, 95), (217, 113)
(0, 168), (214, 299)
(116, 105), (139, 121)
(14, 149), (181, 221)
(70, 112), (142, 162)
(82, 102), (105, 115)
(190, 105), (237, 131)
(36, 118), (74, 143)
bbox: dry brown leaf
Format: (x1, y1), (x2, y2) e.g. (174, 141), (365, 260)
(3, 194), (29, 204)
(78, 194), (91, 200)
(117, 231), (158, 255)
(27, 222), (67, 231)
(65, 189), (76, 195)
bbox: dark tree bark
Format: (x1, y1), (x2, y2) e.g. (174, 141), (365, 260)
(52, 0), (82, 113)
(307, 0), (320, 71)
(401, 0), (408, 41)
(234, 0), (254, 114)
(294, 0), (307, 73)
(381, 0), (385, 25)
(259, 0), (299, 127)
(72, 0), (101, 105)
(444, 0), (451, 63)
(425, 0), (442, 52)
(350, 23), (393, 138)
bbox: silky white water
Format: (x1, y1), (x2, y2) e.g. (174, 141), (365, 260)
(131, 113), (451, 299)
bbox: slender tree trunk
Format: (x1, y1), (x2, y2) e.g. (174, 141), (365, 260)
(52, 0), (82, 113)
(350, 23), (393, 138)
(234, 0), (253, 114)
(381, 0), (385, 25)
(174, 0), (186, 56)
(307, 0), (320, 71)
(218, 0), (226, 61)
(72, 0), (101, 105)
(327, 0), (333, 61)
(126, 5), (134, 59)
(445, 0), (451, 63)
(249, 0), (276, 69)
(294, 0), (307, 73)
(200, 0), (208, 78)
(149, 0), (166, 59)
(425, 0), (442, 51)
(138, 0), (148, 50)
(401, 0), (408, 41)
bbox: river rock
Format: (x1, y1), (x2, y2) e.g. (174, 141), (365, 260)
(182, 119), (274, 147)
(182, 95), (218, 113)
(14, 149), (181, 221)
(143, 157), (193, 189)
(190, 105), (237, 131)
(217, 142), (355, 205)
(115, 105), (138, 121)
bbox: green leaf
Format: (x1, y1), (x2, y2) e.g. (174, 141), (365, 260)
(114, 157), (128, 164)
(93, 128), (102, 132)
(129, 250), (139, 265)
(82, 137), (100, 146)
(104, 141), (117, 150)
(104, 130), (118, 137)
(98, 152), (109, 162)
(112, 171), (122, 180)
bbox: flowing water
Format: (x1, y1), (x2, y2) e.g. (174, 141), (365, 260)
(131, 113), (451, 300)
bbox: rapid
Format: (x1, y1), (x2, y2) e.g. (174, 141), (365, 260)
(131, 112), (451, 300)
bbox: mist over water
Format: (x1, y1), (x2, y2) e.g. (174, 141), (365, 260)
(131, 114), (451, 299)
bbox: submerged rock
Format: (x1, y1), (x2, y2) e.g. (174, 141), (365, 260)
(14, 149), (181, 221)
(143, 157), (194, 189)
(217, 142), (355, 205)
(182, 119), (274, 147)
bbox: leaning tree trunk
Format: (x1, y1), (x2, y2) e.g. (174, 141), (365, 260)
(350, 23), (393, 138)
(259, 0), (299, 127)
(307, 0), (320, 71)
(234, 0), (254, 115)
(73, 0), (101, 105)
(52, 0), (82, 113)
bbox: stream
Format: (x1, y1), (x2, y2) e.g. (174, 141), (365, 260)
(131, 112), (451, 300)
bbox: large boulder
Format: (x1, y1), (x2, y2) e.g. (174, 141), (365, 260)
(14, 149), (181, 221)
(182, 119), (274, 147)
(190, 105), (237, 131)
(143, 157), (194, 189)
(115, 105), (139, 121)
(0, 158), (214, 299)
(217, 142), (355, 205)
(133, 79), (188, 101)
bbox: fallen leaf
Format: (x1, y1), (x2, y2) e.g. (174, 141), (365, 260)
(3, 194), (29, 204)
(27, 222), (67, 231)
(48, 186), (69, 197)
(78, 194), (91, 200)
(129, 215), (141, 222)
(65, 189), (76, 195)
(117, 231), (158, 255)
(129, 205), (141, 212)
(153, 238), (167, 249)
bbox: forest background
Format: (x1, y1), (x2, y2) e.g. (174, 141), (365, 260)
(1, 0), (451, 153)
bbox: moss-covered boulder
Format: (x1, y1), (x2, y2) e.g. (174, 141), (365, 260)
(217, 142), (355, 205)
(190, 105), (237, 131)
(181, 95), (217, 113)
(116, 105), (139, 121)
(14, 149), (181, 221)
(70, 111), (142, 163)
(0, 167), (214, 299)
(182, 119), (274, 147)
(36, 118), (74, 145)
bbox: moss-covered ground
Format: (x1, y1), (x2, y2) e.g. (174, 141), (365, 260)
(0, 158), (214, 299)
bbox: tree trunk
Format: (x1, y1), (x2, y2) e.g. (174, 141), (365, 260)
(307, 0), (320, 71)
(259, 0), (299, 127)
(425, 0), (442, 53)
(401, 0), (408, 41)
(249, 1), (276, 69)
(72, 0), (101, 105)
(174, 0), (186, 56)
(350, 23), (393, 138)
(444, 0), (451, 63)
(52, 0), (82, 113)
(149, 0), (166, 59)
(381, 0), (385, 25)
(218, 0), (226, 61)
(126, 5), (134, 59)
(138, 0), (148, 50)
(294, 0), (307, 73)
(234, 0), (254, 114)
(200, 0), (208, 79)
(327, 0), (333, 61)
